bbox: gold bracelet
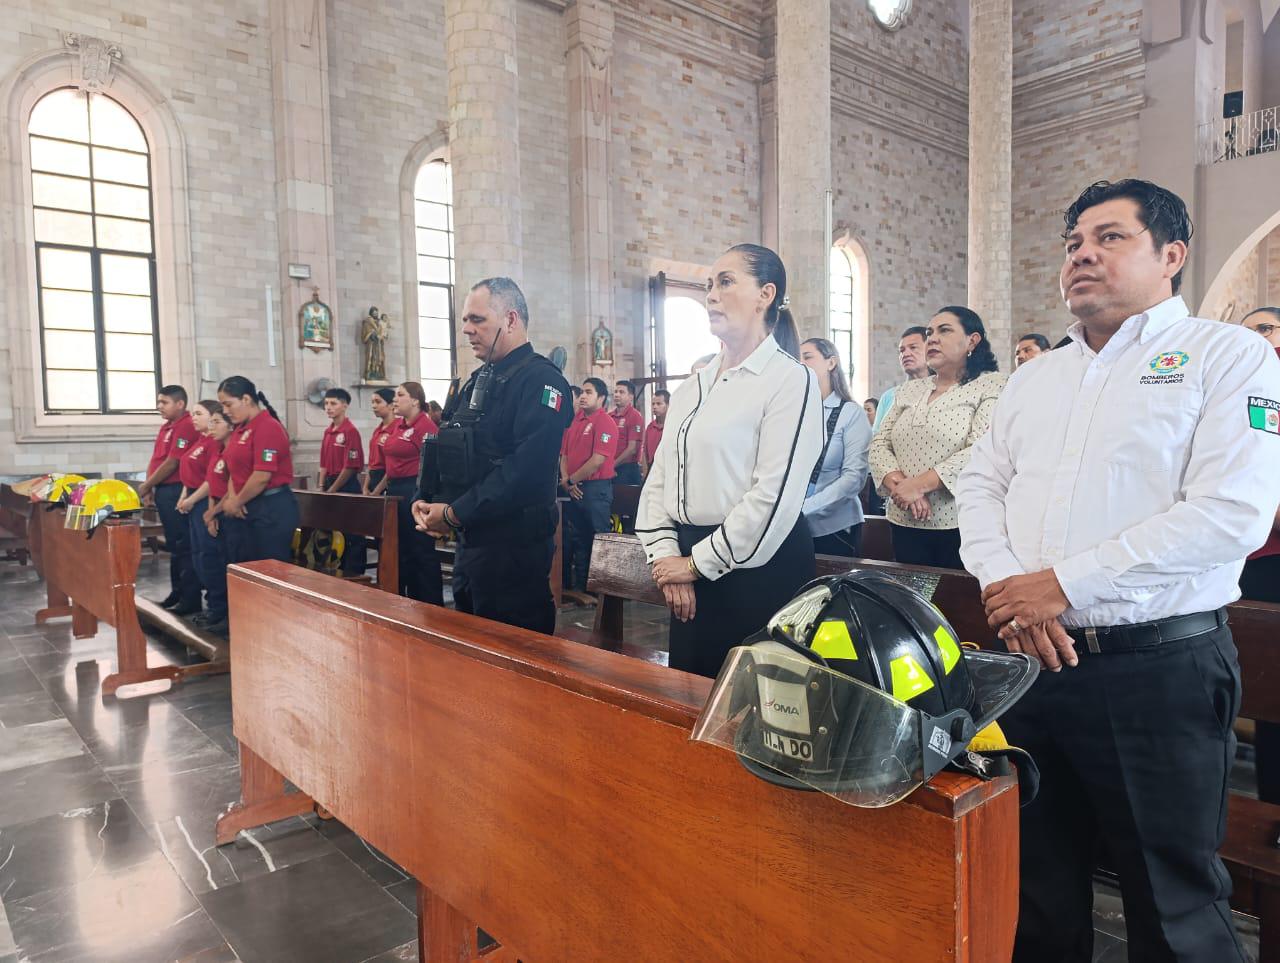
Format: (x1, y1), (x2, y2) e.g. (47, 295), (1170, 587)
(688, 556), (702, 579)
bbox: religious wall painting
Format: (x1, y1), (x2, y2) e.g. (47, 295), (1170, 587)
(300, 289), (334, 352)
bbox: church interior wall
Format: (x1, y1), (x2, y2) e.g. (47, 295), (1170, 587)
(829, 0), (969, 396)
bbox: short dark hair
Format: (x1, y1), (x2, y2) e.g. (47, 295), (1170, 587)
(616, 380), (636, 398)
(472, 277), (529, 326)
(653, 389), (670, 402)
(865, 397), (879, 407)
(1018, 333), (1051, 352)
(323, 387), (351, 404)
(570, 385), (582, 399)
(1062, 179), (1194, 294)
(159, 385), (187, 405)
(583, 377), (608, 398)
(373, 387), (395, 404)
(1243, 307), (1280, 325)
(900, 326), (927, 341)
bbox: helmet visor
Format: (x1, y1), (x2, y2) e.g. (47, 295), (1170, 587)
(691, 642), (942, 808)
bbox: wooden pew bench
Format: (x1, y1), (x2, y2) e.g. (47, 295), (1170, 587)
(293, 489), (399, 592)
(218, 561), (1020, 961)
(580, 532), (1280, 961)
(0, 482), (32, 565)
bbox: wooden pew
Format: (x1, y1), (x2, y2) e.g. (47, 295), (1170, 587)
(0, 483), (32, 565)
(217, 561), (1019, 962)
(583, 532), (1280, 960)
(861, 514), (893, 562)
(293, 489), (398, 592)
(610, 482), (642, 533)
(31, 504), (227, 696)
(112, 474), (166, 556)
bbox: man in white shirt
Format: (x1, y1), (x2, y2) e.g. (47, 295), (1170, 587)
(870, 326), (929, 432)
(958, 178), (1280, 962)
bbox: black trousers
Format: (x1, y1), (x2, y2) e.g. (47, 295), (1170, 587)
(563, 479), (612, 592)
(997, 621), (1244, 963)
(1239, 553), (1280, 804)
(454, 535), (556, 635)
(222, 488), (299, 566)
(385, 477), (443, 605)
(154, 483), (199, 605)
(811, 524), (862, 558)
(668, 517), (815, 679)
(321, 473), (368, 577)
(614, 462), (642, 486)
(889, 523), (963, 569)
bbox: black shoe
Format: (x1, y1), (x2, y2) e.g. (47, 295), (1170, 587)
(172, 601), (203, 617)
(158, 592), (181, 609)
(189, 612), (210, 626)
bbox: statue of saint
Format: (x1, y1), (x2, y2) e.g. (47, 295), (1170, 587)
(592, 321), (614, 366)
(362, 306), (390, 384)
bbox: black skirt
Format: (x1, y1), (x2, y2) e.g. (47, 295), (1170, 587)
(668, 517), (815, 679)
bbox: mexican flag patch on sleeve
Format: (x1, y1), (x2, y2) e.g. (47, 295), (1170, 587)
(541, 386), (563, 411)
(263, 449), (277, 462)
(1248, 397), (1280, 435)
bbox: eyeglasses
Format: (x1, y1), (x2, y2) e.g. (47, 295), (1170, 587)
(1252, 323), (1278, 337)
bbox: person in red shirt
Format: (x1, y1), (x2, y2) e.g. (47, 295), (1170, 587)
(364, 388), (397, 494)
(610, 380), (646, 486)
(374, 381), (442, 605)
(640, 388), (669, 479)
(559, 377), (616, 591)
(138, 385), (202, 612)
(170, 400), (222, 626)
(320, 387), (367, 577)
(1241, 306), (1280, 804)
(216, 375), (298, 576)
(197, 407), (235, 635)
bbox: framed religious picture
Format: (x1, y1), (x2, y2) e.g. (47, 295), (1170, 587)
(299, 290), (334, 352)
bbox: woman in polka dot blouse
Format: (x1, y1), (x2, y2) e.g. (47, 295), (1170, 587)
(868, 306), (1007, 568)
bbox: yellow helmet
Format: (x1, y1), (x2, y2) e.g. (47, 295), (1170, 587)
(67, 480), (142, 531)
(32, 473), (87, 503)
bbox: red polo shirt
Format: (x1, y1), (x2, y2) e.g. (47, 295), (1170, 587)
(610, 405), (645, 465)
(643, 420), (664, 465)
(206, 444), (229, 499)
(147, 413), (199, 483)
(382, 413), (437, 479)
(368, 420), (395, 471)
(178, 436), (218, 489)
(225, 411), (293, 489)
(320, 417), (364, 477)
(561, 409), (616, 481)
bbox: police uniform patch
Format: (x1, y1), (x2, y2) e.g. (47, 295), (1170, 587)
(541, 386), (563, 411)
(263, 449), (277, 462)
(1248, 397), (1280, 435)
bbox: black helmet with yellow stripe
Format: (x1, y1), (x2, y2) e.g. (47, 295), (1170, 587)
(692, 570), (1040, 808)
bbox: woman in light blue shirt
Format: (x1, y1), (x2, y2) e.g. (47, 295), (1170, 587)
(799, 338), (871, 557)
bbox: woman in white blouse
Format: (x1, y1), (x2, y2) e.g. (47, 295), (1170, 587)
(869, 306), (1005, 569)
(799, 338), (871, 557)
(638, 244), (823, 678)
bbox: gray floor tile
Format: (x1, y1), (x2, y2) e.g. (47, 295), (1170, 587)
(0, 719), (87, 774)
(0, 754), (116, 830)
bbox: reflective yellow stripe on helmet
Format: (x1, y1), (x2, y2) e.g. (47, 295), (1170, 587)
(811, 620), (858, 661)
(934, 625), (961, 674)
(889, 654), (935, 701)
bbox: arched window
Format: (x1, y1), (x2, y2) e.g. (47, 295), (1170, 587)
(414, 159), (455, 405)
(29, 88), (158, 413)
(829, 241), (870, 401)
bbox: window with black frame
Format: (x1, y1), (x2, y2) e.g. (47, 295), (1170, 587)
(414, 158), (456, 407)
(29, 87), (160, 415)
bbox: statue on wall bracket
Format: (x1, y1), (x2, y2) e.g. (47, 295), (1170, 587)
(299, 289), (334, 352)
(361, 306), (391, 384)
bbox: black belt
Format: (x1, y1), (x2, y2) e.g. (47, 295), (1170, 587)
(261, 485), (291, 497)
(1066, 609), (1225, 654)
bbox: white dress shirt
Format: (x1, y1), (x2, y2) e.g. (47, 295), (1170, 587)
(958, 295), (1280, 627)
(638, 335), (823, 581)
(869, 371), (1007, 530)
(804, 392), (871, 537)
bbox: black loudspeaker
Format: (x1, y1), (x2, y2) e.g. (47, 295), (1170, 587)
(1224, 91), (1244, 119)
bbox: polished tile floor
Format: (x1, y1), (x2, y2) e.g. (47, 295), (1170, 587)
(0, 555), (1262, 962)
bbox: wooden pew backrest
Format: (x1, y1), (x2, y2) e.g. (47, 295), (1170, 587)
(292, 489), (399, 591)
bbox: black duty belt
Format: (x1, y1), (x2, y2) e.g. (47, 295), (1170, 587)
(1066, 609), (1226, 654)
(261, 485), (291, 497)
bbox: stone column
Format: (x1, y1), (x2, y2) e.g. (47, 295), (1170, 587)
(774, 3), (831, 342)
(967, 0), (1013, 362)
(446, 0), (522, 374)
(269, 0), (341, 437)
(565, 0), (615, 377)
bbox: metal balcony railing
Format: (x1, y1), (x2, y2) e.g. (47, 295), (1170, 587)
(1198, 105), (1280, 165)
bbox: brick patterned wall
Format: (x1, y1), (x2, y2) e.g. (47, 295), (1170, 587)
(1267, 226), (1280, 309)
(0, 1), (278, 477)
(830, 0), (970, 396)
(1203, 246), (1260, 321)
(1011, 0), (1144, 344)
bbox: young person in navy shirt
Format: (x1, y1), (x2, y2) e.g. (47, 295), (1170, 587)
(216, 376), (298, 569)
(560, 376), (617, 592)
(138, 385), (201, 611)
(376, 381), (442, 604)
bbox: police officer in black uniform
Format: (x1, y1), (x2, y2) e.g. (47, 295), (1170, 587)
(412, 277), (573, 634)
